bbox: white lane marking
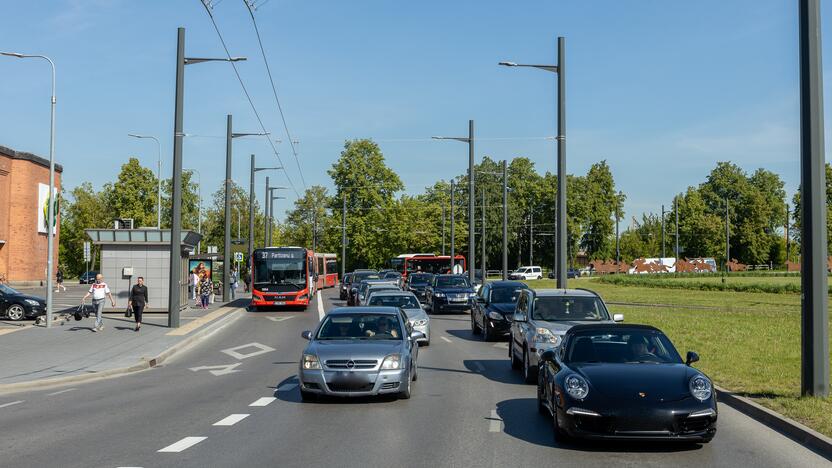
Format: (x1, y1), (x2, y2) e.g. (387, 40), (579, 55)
(158, 436), (207, 453)
(472, 362), (485, 372)
(221, 342), (275, 360)
(317, 291), (325, 320)
(440, 336), (452, 343)
(493, 342), (509, 349)
(213, 414), (250, 426)
(489, 410), (503, 432)
(249, 397), (276, 407)
(189, 363), (242, 376)
(278, 383), (298, 392)
(266, 316), (295, 322)
(46, 388), (76, 396)
(0, 400), (24, 409)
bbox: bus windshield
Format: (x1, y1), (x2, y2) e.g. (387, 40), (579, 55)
(253, 249), (307, 290)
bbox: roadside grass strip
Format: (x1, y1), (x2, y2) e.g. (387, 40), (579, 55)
(158, 437), (207, 453)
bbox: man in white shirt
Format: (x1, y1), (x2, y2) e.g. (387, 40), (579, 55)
(190, 271), (199, 301)
(81, 273), (116, 332)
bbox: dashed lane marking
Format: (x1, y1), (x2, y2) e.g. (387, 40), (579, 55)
(488, 410), (503, 432)
(277, 383), (298, 392)
(158, 436), (207, 453)
(266, 316), (295, 322)
(221, 342), (275, 360)
(493, 342), (509, 349)
(440, 336), (453, 343)
(249, 397), (276, 407)
(213, 414), (250, 426)
(0, 400), (24, 409)
(317, 291), (325, 320)
(46, 388), (76, 396)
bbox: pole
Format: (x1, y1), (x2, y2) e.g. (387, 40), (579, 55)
(44, 57), (56, 328)
(468, 119), (475, 284)
(342, 194), (347, 277)
(264, 176), (270, 247)
(450, 180), (455, 273)
(615, 211), (620, 267)
(196, 171), (201, 254)
(661, 204), (665, 258)
(555, 36), (567, 288)
(442, 205), (446, 256)
(223, 114), (232, 302)
(168, 27), (185, 328)
(481, 188), (486, 279)
(725, 198), (730, 270)
(248, 154), (255, 269)
(529, 210), (533, 266)
(502, 160), (508, 280)
(799, 0), (829, 397)
(675, 195), (680, 261)
(312, 211), (317, 252)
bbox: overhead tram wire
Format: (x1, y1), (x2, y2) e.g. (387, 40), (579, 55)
(243, 0), (307, 190)
(198, 0), (300, 198)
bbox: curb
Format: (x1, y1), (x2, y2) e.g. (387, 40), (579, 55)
(716, 385), (832, 458)
(0, 307), (245, 396)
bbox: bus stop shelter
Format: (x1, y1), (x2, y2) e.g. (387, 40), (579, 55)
(85, 229), (202, 313)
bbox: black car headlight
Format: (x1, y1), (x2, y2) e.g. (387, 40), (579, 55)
(565, 374), (589, 400)
(24, 299), (40, 306)
(689, 375), (712, 401)
(487, 310), (504, 320)
(434, 292), (445, 298)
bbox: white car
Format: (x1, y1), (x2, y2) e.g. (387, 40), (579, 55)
(508, 266), (543, 280)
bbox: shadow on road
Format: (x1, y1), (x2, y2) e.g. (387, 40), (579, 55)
(463, 359), (525, 386)
(427, 316), (469, 323)
(446, 328), (487, 343)
(273, 375), (400, 405)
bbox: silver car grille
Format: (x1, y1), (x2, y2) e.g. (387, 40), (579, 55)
(325, 359), (378, 370)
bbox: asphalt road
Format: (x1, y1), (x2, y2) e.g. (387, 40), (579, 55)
(0, 288), (829, 468)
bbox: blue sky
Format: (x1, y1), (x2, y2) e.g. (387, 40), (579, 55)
(1, 0), (830, 226)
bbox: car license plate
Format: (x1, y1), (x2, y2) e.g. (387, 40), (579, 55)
(273, 301), (286, 306)
(450, 297), (465, 302)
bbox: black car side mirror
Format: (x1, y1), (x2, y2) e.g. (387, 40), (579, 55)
(686, 351), (700, 366)
(540, 349), (556, 362)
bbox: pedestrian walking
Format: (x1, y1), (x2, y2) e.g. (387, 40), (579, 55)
(128, 276), (148, 332)
(190, 270), (199, 301)
(81, 273), (115, 332)
(229, 266), (238, 300)
(198, 272), (212, 309)
(243, 268), (250, 293)
(55, 268), (66, 292)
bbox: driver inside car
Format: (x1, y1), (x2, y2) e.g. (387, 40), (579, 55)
(628, 334), (657, 361)
(365, 317), (399, 338)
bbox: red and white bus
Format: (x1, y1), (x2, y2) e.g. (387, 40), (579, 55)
(314, 252), (339, 290)
(250, 246), (315, 310)
(390, 253), (467, 278)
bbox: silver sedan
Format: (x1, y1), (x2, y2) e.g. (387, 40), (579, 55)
(366, 290), (430, 345)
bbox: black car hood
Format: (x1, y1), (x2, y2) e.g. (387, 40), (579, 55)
(488, 303), (516, 315)
(11, 293), (45, 304)
(572, 362), (695, 403)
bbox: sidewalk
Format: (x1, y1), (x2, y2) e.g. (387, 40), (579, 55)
(0, 294), (250, 393)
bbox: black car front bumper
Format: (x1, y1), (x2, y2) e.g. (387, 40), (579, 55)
(431, 296), (472, 313)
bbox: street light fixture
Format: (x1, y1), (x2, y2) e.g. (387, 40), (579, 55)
(128, 133), (162, 229)
(500, 36), (567, 288)
(2, 51), (57, 328)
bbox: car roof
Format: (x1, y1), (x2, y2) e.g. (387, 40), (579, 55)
(328, 306), (400, 316)
(367, 291), (415, 297)
(486, 280), (528, 288)
(435, 274), (468, 278)
(565, 323), (661, 334)
(531, 288), (600, 298)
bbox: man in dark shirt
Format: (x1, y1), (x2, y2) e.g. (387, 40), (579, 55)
(128, 277), (149, 332)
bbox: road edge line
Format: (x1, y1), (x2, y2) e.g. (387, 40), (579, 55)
(715, 385), (832, 459)
(0, 306), (245, 396)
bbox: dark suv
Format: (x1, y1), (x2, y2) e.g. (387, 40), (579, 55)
(425, 274), (475, 314)
(405, 273), (434, 300)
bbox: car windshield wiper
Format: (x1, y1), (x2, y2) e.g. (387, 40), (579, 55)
(625, 360), (662, 364)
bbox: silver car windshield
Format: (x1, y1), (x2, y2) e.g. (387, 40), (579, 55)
(368, 295), (420, 309)
(317, 314), (403, 340)
(532, 296), (610, 321)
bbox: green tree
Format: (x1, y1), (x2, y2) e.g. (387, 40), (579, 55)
(59, 183), (109, 275)
(101, 157), (158, 228)
(161, 170), (200, 231)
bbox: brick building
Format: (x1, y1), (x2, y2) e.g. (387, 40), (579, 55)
(0, 145), (62, 286)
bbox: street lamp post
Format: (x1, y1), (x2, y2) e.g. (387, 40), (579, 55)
(167, 27), (246, 328)
(184, 168), (202, 254)
(450, 180), (455, 273)
(128, 134), (162, 228)
(249, 155), (281, 270)
(1, 51), (57, 328)
(433, 120), (476, 283)
(502, 160), (508, 280)
(500, 36), (567, 288)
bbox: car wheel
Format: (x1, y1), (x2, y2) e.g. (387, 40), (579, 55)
(300, 389), (317, 402)
(422, 340), (430, 347)
(510, 341), (521, 369)
(482, 320), (493, 341)
(399, 369), (413, 399)
(6, 304), (25, 321)
(537, 374), (548, 416)
(523, 348), (537, 384)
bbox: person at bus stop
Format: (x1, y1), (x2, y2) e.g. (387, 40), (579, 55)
(189, 269), (198, 301)
(229, 266), (238, 300)
(128, 276), (149, 332)
(81, 273), (116, 332)
(198, 272), (212, 309)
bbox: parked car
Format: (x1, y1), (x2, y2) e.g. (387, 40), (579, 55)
(425, 274), (476, 314)
(548, 269), (581, 280)
(367, 291), (430, 345)
(510, 288), (623, 383)
(298, 307), (422, 400)
(79, 271), (99, 284)
(471, 280), (529, 341)
(537, 324), (717, 443)
(0, 284), (46, 321)
(508, 266), (543, 280)
(339, 273), (354, 300)
(404, 273), (434, 301)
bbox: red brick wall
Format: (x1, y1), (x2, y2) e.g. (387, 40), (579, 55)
(0, 153), (61, 284)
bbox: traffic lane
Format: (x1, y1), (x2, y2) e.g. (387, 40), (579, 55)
(0, 300), (322, 468)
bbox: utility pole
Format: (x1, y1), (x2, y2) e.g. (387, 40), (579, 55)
(725, 198), (730, 270)
(168, 28), (185, 328)
(502, 160), (508, 280)
(223, 114), (233, 302)
(249, 154), (255, 270)
(442, 205), (446, 256)
(615, 207), (620, 268)
(675, 194), (680, 262)
(661, 204), (666, 259)
(468, 120), (475, 285)
(264, 176), (270, 247)
(312, 210), (317, 252)
(341, 194), (347, 277)
(798, 0), (829, 397)
(529, 210), (534, 266)
(481, 188), (486, 278)
(450, 180), (455, 273)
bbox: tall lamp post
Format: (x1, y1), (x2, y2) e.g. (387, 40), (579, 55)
(2, 51), (57, 328)
(269, 191), (286, 246)
(183, 168), (202, 254)
(167, 27), (245, 328)
(500, 36), (567, 288)
(249, 154), (280, 269)
(128, 133), (162, 228)
(433, 120), (476, 283)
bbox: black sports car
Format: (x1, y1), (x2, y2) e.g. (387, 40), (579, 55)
(0, 284), (46, 321)
(537, 324), (717, 442)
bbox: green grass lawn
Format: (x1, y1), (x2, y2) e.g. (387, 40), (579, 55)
(523, 277), (832, 437)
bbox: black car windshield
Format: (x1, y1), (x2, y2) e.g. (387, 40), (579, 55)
(436, 276), (470, 288)
(490, 287), (526, 304)
(532, 296), (610, 321)
(564, 330), (683, 364)
(0, 284), (19, 295)
(317, 314), (403, 340)
(408, 274), (433, 285)
(383, 272), (401, 279)
(368, 295), (420, 309)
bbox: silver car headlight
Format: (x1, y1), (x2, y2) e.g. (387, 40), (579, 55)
(689, 375), (712, 401)
(24, 299), (40, 306)
(533, 328), (562, 346)
(565, 374), (589, 400)
(381, 353), (401, 370)
(487, 310), (504, 320)
(302, 354), (321, 370)
(412, 319), (428, 326)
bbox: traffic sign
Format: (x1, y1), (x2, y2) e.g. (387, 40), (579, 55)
(83, 241), (91, 262)
(234, 252), (244, 262)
